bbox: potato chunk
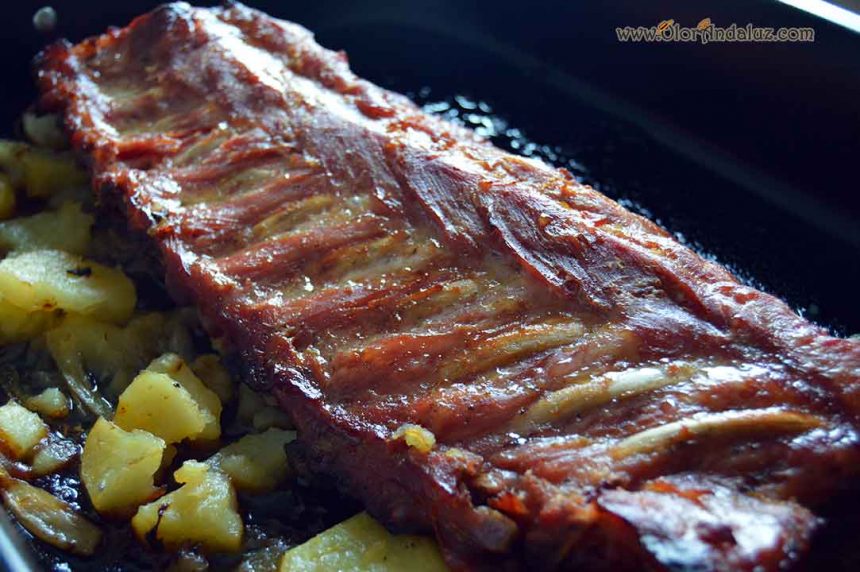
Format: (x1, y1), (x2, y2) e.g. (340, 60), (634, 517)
(210, 429), (296, 493)
(115, 354), (221, 444)
(114, 371), (210, 444)
(0, 140), (87, 198)
(46, 312), (195, 396)
(0, 249), (135, 323)
(45, 313), (196, 418)
(80, 417), (166, 517)
(132, 461), (243, 553)
(0, 297), (56, 344)
(25, 387), (70, 419)
(0, 201), (93, 254)
(0, 400), (49, 460)
(279, 512), (447, 572)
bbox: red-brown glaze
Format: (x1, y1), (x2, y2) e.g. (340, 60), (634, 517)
(36, 3), (860, 570)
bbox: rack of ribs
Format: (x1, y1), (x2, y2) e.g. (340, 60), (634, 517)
(36, 3), (860, 570)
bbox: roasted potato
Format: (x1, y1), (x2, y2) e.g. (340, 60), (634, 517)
(237, 384), (293, 431)
(0, 201), (93, 254)
(80, 417), (166, 517)
(21, 112), (67, 150)
(0, 249), (136, 324)
(0, 140), (87, 199)
(0, 400), (49, 460)
(278, 512), (447, 572)
(210, 428), (295, 493)
(0, 297), (56, 345)
(115, 354), (221, 444)
(132, 461), (243, 553)
(25, 387), (70, 419)
(45, 313), (195, 418)
(392, 423), (436, 454)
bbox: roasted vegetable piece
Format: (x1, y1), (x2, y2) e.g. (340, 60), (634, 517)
(0, 400), (48, 460)
(0, 140), (87, 198)
(44, 311), (196, 417)
(132, 461), (243, 552)
(115, 353), (221, 443)
(0, 468), (102, 556)
(0, 201), (93, 254)
(209, 428), (295, 493)
(30, 433), (78, 477)
(0, 249), (135, 323)
(391, 424), (436, 454)
(0, 297), (57, 344)
(80, 417), (166, 517)
(278, 512), (447, 572)
(25, 387), (70, 419)
(236, 384), (292, 432)
(21, 112), (67, 150)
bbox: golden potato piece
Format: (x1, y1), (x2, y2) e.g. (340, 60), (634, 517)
(115, 354), (221, 443)
(0, 297), (57, 344)
(81, 417), (166, 517)
(45, 313), (196, 419)
(0, 249), (135, 323)
(0, 400), (49, 460)
(0, 201), (93, 254)
(147, 353), (222, 440)
(279, 512), (447, 572)
(210, 429), (296, 493)
(132, 461), (243, 553)
(0, 140), (87, 199)
(25, 387), (70, 419)
(46, 315), (128, 379)
(114, 371), (209, 444)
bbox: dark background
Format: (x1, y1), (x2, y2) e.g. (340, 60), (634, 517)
(1, 0), (858, 333)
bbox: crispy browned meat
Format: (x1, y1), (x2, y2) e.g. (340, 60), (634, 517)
(36, 3), (860, 570)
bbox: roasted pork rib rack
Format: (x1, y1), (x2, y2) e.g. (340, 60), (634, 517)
(37, 3), (860, 570)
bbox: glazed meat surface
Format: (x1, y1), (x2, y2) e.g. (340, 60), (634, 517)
(37, 3), (860, 570)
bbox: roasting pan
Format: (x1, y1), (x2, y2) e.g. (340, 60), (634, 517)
(1, 0), (858, 570)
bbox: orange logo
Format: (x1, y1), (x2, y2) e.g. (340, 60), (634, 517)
(656, 19), (675, 36)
